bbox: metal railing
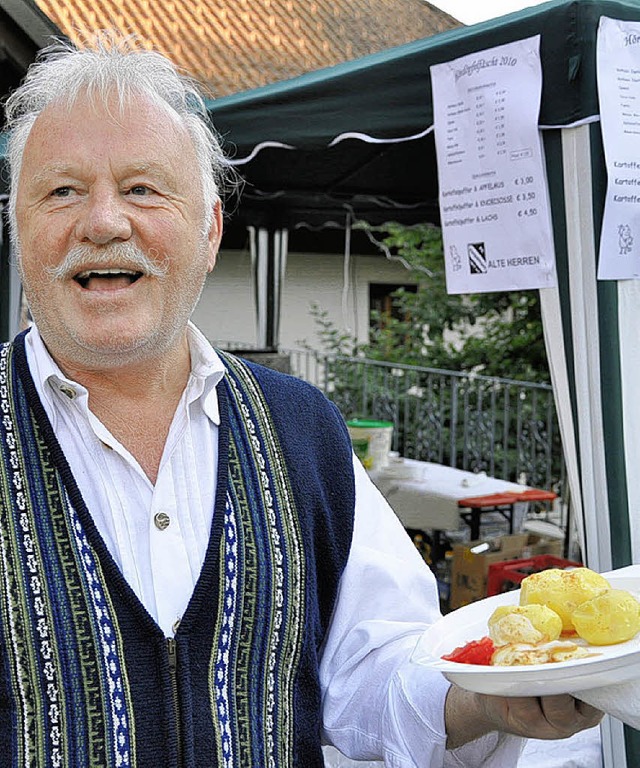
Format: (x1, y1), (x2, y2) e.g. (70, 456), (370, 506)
(214, 341), (566, 497)
(284, 349), (565, 496)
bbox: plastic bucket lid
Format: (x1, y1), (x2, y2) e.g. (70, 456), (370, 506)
(347, 420), (394, 471)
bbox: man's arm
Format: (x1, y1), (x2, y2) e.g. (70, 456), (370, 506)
(445, 685), (603, 749)
(321, 457), (602, 765)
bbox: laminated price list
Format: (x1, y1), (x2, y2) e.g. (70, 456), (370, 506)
(431, 36), (556, 294)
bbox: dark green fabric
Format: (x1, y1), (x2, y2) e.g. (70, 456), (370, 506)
(209, 0), (637, 138)
(203, 0), (640, 234)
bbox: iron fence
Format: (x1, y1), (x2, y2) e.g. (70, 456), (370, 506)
(214, 341), (566, 498)
(285, 349), (565, 496)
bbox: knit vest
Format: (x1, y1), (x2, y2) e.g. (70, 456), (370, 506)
(0, 333), (355, 767)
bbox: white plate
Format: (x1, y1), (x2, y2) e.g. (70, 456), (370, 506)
(412, 575), (640, 696)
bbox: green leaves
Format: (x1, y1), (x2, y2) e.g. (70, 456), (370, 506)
(307, 222), (549, 383)
(356, 223), (550, 383)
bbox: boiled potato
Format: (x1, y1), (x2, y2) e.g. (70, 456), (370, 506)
(519, 568), (610, 632)
(572, 589), (640, 645)
(489, 604), (562, 643)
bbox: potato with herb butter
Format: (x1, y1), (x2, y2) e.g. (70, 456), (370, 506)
(519, 567), (610, 632)
(488, 604), (563, 645)
(571, 589), (640, 645)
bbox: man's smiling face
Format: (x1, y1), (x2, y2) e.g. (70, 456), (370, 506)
(15, 90), (221, 372)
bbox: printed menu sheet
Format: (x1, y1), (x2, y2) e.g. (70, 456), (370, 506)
(431, 36), (556, 294)
(597, 17), (640, 280)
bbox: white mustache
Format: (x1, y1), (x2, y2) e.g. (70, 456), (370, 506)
(46, 242), (169, 280)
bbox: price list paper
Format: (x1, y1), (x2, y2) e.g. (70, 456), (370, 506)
(431, 36), (556, 294)
(597, 17), (640, 280)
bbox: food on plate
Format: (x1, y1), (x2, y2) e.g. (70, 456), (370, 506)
(441, 636), (495, 665)
(491, 639), (590, 666)
(486, 604), (589, 666)
(488, 604), (562, 646)
(571, 588), (640, 645)
(519, 567), (610, 632)
(440, 567), (640, 667)
(490, 612), (543, 646)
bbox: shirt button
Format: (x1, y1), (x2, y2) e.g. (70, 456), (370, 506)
(58, 384), (77, 399)
(154, 512), (171, 531)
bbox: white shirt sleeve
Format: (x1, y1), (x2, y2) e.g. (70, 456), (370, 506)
(319, 455), (524, 767)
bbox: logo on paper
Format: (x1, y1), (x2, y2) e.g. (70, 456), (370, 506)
(468, 242), (487, 274)
(449, 244), (462, 272)
(618, 224), (633, 255)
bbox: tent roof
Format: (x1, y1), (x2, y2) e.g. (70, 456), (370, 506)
(208, 0), (640, 247)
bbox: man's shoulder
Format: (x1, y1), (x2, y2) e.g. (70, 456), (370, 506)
(220, 351), (326, 401)
(220, 351), (347, 435)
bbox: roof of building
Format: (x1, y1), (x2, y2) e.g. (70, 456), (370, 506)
(33, 0), (461, 97)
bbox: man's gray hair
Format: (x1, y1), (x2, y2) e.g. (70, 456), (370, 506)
(4, 33), (230, 245)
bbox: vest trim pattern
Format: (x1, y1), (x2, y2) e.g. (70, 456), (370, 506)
(214, 351), (306, 767)
(0, 341), (135, 768)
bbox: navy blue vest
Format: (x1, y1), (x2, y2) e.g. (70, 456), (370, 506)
(0, 332), (355, 767)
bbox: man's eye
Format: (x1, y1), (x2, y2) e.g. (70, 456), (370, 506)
(51, 187), (72, 197)
(128, 185), (151, 196)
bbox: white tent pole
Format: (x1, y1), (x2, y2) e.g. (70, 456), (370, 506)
(618, 282), (640, 561)
(561, 124), (613, 572)
(276, 229), (288, 345)
(561, 124), (624, 768)
(257, 228), (270, 348)
(539, 287), (584, 552)
(249, 226), (288, 349)
(614, 288), (640, 768)
(248, 226), (269, 348)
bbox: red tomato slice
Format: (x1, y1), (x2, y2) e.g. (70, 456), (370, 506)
(441, 636), (495, 665)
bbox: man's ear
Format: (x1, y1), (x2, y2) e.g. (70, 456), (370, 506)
(206, 200), (223, 272)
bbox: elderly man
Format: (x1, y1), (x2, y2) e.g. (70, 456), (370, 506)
(0, 36), (601, 767)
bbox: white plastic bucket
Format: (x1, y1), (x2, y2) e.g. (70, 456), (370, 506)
(347, 419), (394, 471)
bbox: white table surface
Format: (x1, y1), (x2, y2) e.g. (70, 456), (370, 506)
(368, 457), (528, 532)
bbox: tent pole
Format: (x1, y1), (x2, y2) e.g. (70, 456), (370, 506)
(249, 226), (288, 350)
(560, 124), (613, 572)
(617, 281), (640, 559)
(560, 124), (625, 768)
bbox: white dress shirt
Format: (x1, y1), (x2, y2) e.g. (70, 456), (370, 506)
(24, 324), (522, 768)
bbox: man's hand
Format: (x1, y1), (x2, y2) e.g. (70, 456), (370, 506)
(445, 684), (604, 749)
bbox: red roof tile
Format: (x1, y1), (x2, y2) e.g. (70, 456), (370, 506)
(34, 0), (461, 96)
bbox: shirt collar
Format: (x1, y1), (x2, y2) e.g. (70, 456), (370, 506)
(25, 322), (226, 426)
(184, 323), (225, 425)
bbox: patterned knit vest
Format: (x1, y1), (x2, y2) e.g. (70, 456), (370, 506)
(0, 333), (355, 767)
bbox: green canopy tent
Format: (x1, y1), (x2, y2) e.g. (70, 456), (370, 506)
(211, 0), (601, 231)
(205, 1), (640, 763)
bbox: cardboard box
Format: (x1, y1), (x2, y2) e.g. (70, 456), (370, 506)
(449, 532), (566, 610)
(450, 533), (528, 610)
(525, 533), (564, 558)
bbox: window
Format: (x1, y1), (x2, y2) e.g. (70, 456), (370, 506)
(369, 283), (417, 329)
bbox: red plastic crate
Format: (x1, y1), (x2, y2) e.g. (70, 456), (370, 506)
(486, 554), (583, 596)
